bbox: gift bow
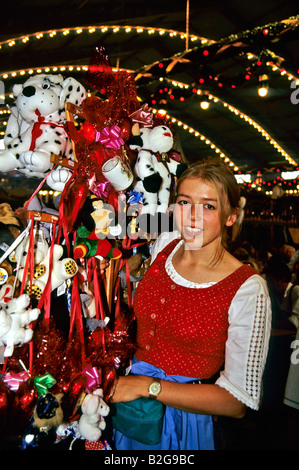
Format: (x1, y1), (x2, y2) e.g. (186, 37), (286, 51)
(3, 371), (29, 391)
(91, 181), (111, 198)
(34, 372), (57, 397)
(129, 105), (153, 128)
(83, 366), (102, 394)
(128, 190), (143, 204)
(95, 125), (124, 149)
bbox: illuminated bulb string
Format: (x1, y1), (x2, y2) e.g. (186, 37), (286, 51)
(167, 79), (298, 167)
(0, 24), (297, 81)
(0, 65), (296, 169)
(0, 25), (207, 50)
(151, 108), (238, 171)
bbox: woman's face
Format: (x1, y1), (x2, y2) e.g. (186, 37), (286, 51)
(174, 177), (235, 251)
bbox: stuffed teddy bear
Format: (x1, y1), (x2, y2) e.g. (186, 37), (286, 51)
(0, 293), (41, 357)
(78, 389), (110, 442)
(21, 392), (64, 449)
(130, 124), (187, 216)
(15, 228), (78, 300)
(0, 73), (86, 191)
(74, 195), (122, 260)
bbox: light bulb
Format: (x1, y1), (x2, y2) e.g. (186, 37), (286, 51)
(200, 100), (209, 109)
(258, 85), (268, 97)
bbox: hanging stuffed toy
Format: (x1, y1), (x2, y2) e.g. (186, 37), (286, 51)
(0, 293), (41, 357)
(0, 73), (86, 191)
(74, 195), (122, 260)
(130, 124), (187, 215)
(78, 389), (110, 442)
(21, 387), (65, 449)
(15, 229), (78, 300)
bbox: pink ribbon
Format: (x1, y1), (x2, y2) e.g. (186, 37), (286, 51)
(83, 366), (102, 393)
(168, 151), (181, 163)
(129, 104), (153, 128)
(96, 125), (124, 149)
(91, 180), (111, 198)
(3, 371), (29, 391)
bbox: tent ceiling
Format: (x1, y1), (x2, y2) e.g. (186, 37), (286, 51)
(0, 0), (298, 181)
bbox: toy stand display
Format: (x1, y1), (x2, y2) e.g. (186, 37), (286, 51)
(0, 46), (185, 450)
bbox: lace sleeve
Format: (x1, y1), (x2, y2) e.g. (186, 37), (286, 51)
(216, 275), (272, 410)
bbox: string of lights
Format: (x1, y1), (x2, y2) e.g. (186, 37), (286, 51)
(152, 108), (238, 170)
(0, 20), (297, 83)
(0, 17), (297, 195)
(0, 25), (207, 50)
(0, 64), (297, 179)
(164, 78), (297, 167)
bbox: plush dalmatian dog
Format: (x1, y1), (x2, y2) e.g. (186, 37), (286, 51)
(14, 228), (78, 300)
(0, 74), (86, 191)
(130, 125), (187, 215)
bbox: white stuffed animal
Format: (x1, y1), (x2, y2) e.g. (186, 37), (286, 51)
(15, 229), (78, 299)
(0, 73), (86, 191)
(0, 293), (40, 357)
(130, 125), (187, 215)
(78, 390), (110, 442)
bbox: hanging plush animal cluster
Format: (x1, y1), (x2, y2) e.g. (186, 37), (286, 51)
(129, 124), (187, 215)
(0, 74), (86, 191)
(0, 61), (190, 451)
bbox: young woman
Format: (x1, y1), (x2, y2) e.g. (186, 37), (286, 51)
(110, 157), (271, 450)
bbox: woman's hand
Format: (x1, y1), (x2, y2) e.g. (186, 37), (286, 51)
(109, 375), (246, 419)
(109, 375), (151, 403)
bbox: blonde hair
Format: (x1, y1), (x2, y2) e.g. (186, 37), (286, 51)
(175, 157), (240, 264)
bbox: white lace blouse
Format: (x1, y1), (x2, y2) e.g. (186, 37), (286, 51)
(150, 231), (272, 410)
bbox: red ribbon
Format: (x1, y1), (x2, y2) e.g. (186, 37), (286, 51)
(69, 231), (86, 364)
(69, 272), (85, 365)
(91, 257), (106, 355)
(30, 109), (65, 151)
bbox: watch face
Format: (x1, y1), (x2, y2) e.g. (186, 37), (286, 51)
(149, 381), (161, 396)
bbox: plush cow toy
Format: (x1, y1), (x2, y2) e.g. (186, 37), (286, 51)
(130, 125), (187, 215)
(0, 73), (86, 191)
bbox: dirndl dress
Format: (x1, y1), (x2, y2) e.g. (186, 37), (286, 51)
(113, 359), (215, 450)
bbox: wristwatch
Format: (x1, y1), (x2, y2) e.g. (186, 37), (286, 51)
(148, 378), (162, 399)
